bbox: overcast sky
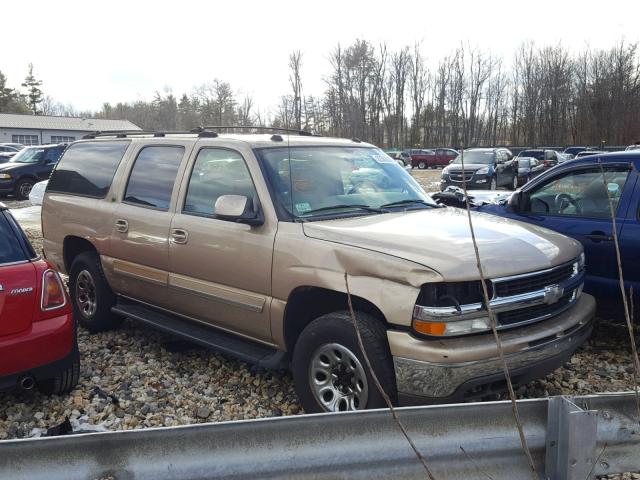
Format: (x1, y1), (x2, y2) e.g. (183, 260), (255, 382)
(2, 0), (639, 117)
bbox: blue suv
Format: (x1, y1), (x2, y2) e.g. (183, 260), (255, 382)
(478, 152), (639, 304)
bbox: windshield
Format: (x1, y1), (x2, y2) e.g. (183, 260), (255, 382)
(451, 151), (494, 165)
(9, 147), (45, 164)
(258, 146), (436, 220)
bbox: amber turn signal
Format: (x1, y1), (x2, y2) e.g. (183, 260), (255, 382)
(413, 320), (446, 336)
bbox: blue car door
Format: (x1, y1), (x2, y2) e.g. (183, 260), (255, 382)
(617, 161), (640, 297)
(513, 163), (635, 297)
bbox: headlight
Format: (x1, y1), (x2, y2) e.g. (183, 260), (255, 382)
(0, 173), (11, 180)
(475, 166), (490, 175)
(412, 281), (492, 336)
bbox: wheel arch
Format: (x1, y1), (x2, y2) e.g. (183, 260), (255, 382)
(63, 236), (98, 272)
(282, 286), (387, 353)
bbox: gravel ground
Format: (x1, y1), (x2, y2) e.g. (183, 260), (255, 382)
(1, 190), (638, 472)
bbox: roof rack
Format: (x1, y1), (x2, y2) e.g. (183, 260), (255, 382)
(201, 125), (318, 137)
(82, 129), (217, 139)
(82, 125), (319, 140)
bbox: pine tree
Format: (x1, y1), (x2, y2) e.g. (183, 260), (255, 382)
(21, 63), (44, 115)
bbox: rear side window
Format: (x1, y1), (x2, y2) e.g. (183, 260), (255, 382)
(0, 212), (27, 264)
(48, 141), (129, 198)
(124, 146), (185, 210)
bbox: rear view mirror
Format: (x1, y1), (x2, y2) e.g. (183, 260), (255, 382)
(214, 194), (264, 226)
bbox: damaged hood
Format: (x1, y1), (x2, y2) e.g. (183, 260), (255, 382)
(302, 208), (581, 281)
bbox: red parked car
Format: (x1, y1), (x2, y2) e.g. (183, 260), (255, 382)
(0, 202), (79, 394)
(410, 148), (459, 169)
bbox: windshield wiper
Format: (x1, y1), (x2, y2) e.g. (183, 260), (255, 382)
(379, 199), (439, 209)
(300, 204), (387, 216)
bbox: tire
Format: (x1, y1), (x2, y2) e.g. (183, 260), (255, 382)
(15, 178), (35, 200)
(489, 176), (497, 190)
(38, 349), (80, 395)
(69, 251), (122, 333)
(511, 175), (518, 190)
(292, 311), (396, 413)
(417, 161), (426, 169)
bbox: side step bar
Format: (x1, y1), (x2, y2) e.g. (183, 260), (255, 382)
(112, 299), (288, 369)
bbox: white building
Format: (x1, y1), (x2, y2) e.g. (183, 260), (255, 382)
(0, 113), (140, 146)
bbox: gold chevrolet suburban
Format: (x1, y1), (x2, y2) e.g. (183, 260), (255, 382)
(41, 129), (595, 412)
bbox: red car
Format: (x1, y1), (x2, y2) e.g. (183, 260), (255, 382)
(410, 148), (459, 169)
(0, 202), (79, 394)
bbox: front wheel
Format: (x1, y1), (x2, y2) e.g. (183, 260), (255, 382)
(15, 178), (35, 200)
(511, 175), (518, 190)
(292, 311), (396, 413)
(489, 176), (498, 190)
(417, 161), (427, 169)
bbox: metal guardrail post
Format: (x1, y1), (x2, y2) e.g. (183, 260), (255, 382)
(545, 396), (598, 480)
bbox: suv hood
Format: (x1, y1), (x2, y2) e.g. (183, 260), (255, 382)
(446, 163), (490, 172)
(0, 162), (28, 172)
(302, 208), (581, 281)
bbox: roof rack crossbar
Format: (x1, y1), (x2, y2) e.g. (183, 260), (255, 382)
(82, 130), (208, 139)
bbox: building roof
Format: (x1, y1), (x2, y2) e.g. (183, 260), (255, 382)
(0, 113), (140, 132)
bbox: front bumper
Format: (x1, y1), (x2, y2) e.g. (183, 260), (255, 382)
(440, 175), (491, 190)
(390, 293), (595, 404)
(0, 311), (75, 383)
(0, 179), (15, 193)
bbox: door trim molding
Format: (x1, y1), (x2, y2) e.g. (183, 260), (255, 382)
(168, 273), (266, 313)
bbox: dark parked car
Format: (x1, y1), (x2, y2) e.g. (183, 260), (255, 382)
(0, 145), (21, 154)
(478, 152), (639, 304)
(563, 146), (595, 158)
(516, 149), (560, 168)
(575, 150), (607, 159)
(0, 143), (67, 199)
(0, 152), (16, 164)
(515, 157), (545, 186)
(440, 147), (517, 190)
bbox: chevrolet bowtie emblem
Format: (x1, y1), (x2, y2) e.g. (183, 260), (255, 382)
(543, 285), (564, 305)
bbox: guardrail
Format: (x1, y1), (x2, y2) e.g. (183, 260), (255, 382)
(0, 392), (638, 479)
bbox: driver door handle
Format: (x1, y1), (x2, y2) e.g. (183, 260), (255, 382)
(115, 219), (128, 233)
(585, 231), (613, 242)
(171, 228), (189, 244)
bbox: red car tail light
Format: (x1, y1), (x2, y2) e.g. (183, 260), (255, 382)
(41, 269), (67, 311)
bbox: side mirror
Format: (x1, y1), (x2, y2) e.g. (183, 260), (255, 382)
(508, 191), (525, 212)
(214, 194), (264, 226)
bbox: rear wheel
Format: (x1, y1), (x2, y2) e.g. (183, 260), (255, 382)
(292, 311), (396, 413)
(69, 251), (122, 333)
(38, 350), (80, 395)
(15, 178), (35, 200)
(417, 161), (427, 169)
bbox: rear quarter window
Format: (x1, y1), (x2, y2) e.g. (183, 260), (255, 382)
(47, 141), (130, 198)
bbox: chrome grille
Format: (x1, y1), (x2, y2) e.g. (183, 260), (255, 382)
(449, 171), (475, 182)
(493, 263), (575, 298)
(498, 294), (573, 327)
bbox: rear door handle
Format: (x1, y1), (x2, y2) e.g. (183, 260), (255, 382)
(171, 228), (189, 244)
(115, 219), (129, 233)
(585, 231), (613, 242)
